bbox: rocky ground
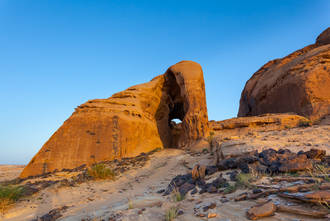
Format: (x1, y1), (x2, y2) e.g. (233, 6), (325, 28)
(0, 122), (329, 221)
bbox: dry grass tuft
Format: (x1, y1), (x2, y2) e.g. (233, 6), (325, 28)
(165, 207), (178, 221)
(87, 163), (116, 180)
(171, 188), (184, 202)
(0, 185), (24, 214)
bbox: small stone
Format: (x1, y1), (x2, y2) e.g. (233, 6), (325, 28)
(304, 149), (326, 159)
(207, 185), (218, 193)
(235, 192), (248, 201)
(192, 164), (207, 180)
(220, 198), (229, 203)
(206, 165), (218, 175)
(191, 188), (198, 195)
(208, 203), (216, 209)
(179, 182), (195, 196)
(227, 171), (238, 181)
(156, 189), (165, 194)
(252, 189), (262, 194)
(203, 206), (209, 212)
(305, 190), (330, 201)
(239, 163), (250, 173)
(208, 213), (217, 218)
(256, 198), (268, 204)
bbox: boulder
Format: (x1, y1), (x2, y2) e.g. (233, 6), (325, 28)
(305, 190), (330, 203)
(278, 154), (313, 173)
(178, 182), (195, 196)
(279, 190), (330, 204)
(20, 61), (209, 178)
(258, 148), (313, 173)
(238, 28), (330, 121)
(215, 148), (322, 174)
(217, 141), (255, 159)
(246, 201), (276, 220)
(192, 164), (206, 180)
(304, 148), (326, 160)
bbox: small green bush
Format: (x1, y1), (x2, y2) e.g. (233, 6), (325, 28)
(236, 173), (253, 188)
(165, 207), (178, 221)
(223, 184), (237, 194)
(87, 163), (116, 180)
(0, 185), (24, 214)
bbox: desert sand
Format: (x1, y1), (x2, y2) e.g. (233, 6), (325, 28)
(1, 121), (329, 221)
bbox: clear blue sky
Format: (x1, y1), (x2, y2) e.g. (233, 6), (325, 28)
(0, 0), (329, 164)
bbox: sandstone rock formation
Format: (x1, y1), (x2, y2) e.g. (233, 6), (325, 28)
(238, 28), (330, 121)
(20, 61), (209, 178)
(316, 27), (330, 46)
(210, 113), (309, 131)
(209, 113), (310, 139)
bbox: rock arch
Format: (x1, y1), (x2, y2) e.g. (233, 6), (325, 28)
(20, 61), (209, 178)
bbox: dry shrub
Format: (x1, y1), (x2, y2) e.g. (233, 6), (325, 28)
(87, 163), (116, 180)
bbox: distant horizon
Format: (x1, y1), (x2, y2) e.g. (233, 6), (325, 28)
(1, 0), (329, 164)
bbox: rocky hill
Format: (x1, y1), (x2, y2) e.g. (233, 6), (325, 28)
(238, 28), (330, 121)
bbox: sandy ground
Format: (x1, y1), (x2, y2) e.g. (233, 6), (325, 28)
(237, 124), (330, 154)
(0, 165), (24, 183)
(1, 124), (329, 221)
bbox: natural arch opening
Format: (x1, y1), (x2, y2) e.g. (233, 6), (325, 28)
(170, 118), (182, 124)
(155, 70), (187, 148)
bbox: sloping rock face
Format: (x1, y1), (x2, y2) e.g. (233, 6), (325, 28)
(238, 28), (330, 121)
(316, 27), (330, 46)
(20, 61), (209, 178)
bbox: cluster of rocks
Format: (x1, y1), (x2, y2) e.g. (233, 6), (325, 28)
(244, 186), (330, 220)
(161, 146), (330, 220)
(162, 164), (224, 196)
(218, 148), (327, 175)
(163, 148), (328, 198)
(32, 206), (69, 221)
